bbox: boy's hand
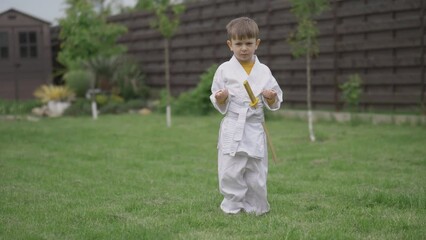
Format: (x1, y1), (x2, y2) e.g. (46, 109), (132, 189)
(262, 89), (277, 105)
(262, 89), (277, 99)
(215, 89), (229, 104)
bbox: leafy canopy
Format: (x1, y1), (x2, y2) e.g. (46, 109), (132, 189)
(135, 0), (185, 39)
(58, 0), (128, 70)
(288, 0), (329, 58)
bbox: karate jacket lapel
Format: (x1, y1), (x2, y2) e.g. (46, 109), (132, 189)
(246, 56), (268, 100)
(228, 55), (265, 102)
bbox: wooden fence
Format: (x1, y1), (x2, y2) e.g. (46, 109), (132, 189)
(57, 0), (425, 111)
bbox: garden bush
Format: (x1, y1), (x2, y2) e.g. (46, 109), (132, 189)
(63, 95), (146, 116)
(0, 100), (41, 115)
(340, 74), (363, 111)
(124, 99), (148, 110)
(156, 89), (175, 113)
(173, 64), (218, 115)
(113, 58), (149, 101)
(99, 99), (146, 114)
(95, 94), (109, 107)
(63, 98), (92, 116)
(64, 69), (93, 98)
(83, 55), (149, 101)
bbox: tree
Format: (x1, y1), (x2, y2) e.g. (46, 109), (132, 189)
(59, 0), (128, 120)
(288, 0), (329, 142)
(58, 0), (127, 70)
(135, 0), (185, 128)
(91, 0), (125, 16)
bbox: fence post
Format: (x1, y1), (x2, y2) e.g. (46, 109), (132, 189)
(332, 0), (339, 111)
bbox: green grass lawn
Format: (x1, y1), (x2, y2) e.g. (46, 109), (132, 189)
(0, 113), (425, 239)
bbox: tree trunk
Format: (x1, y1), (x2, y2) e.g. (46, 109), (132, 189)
(306, 46), (316, 142)
(91, 100), (98, 120)
(165, 38), (172, 127)
(421, 0), (425, 114)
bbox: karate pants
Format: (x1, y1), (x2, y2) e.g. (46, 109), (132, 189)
(218, 150), (270, 215)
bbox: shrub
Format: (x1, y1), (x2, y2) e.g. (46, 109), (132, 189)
(63, 98), (92, 116)
(173, 64), (218, 115)
(64, 70), (93, 98)
(110, 94), (124, 104)
(99, 102), (123, 114)
(0, 100), (41, 115)
(84, 55), (121, 91)
(34, 85), (75, 103)
(83, 55), (149, 101)
(123, 99), (147, 110)
(340, 74), (363, 111)
(156, 89), (175, 113)
(95, 94), (109, 107)
(91, 93), (124, 112)
(112, 58), (149, 100)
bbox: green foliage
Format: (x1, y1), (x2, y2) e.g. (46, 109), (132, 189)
(156, 88), (175, 113)
(64, 69), (94, 98)
(110, 94), (125, 104)
(98, 102), (125, 114)
(123, 99), (148, 110)
(94, 93), (123, 107)
(288, 19), (319, 58)
(63, 98), (92, 116)
(0, 100), (41, 115)
(173, 64), (218, 115)
(63, 97), (147, 116)
(288, 0), (329, 58)
(89, 0), (121, 16)
(112, 57), (149, 100)
(95, 94), (109, 106)
(83, 55), (149, 100)
(340, 74), (363, 111)
(83, 55), (120, 90)
(291, 0), (330, 18)
(99, 98), (146, 114)
(58, 0), (127, 70)
(135, 0), (185, 39)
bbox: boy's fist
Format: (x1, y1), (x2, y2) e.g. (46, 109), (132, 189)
(262, 89), (277, 106)
(262, 89), (277, 99)
(215, 89), (229, 104)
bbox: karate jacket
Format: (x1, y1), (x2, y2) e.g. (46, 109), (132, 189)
(210, 55), (283, 159)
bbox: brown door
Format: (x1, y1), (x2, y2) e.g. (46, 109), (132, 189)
(0, 26), (46, 100)
(14, 26), (47, 100)
(0, 28), (16, 99)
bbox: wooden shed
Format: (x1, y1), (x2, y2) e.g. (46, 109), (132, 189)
(0, 8), (52, 100)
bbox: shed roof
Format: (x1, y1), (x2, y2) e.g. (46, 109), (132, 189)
(0, 8), (51, 25)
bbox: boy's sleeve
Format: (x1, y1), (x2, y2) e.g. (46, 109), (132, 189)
(210, 67), (230, 114)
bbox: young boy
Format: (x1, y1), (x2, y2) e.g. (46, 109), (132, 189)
(210, 17), (283, 215)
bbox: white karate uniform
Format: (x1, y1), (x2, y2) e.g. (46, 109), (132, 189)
(210, 55), (283, 215)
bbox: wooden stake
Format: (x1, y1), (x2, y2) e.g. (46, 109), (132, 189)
(243, 80), (278, 164)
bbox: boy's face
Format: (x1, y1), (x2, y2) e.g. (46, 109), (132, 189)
(227, 37), (260, 63)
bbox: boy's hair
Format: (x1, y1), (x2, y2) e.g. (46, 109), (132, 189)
(226, 17), (259, 40)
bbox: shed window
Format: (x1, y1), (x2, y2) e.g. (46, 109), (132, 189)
(19, 31), (37, 58)
(0, 32), (9, 59)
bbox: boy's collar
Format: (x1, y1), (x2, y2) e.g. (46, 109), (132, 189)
(232, 55), (258, 64)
